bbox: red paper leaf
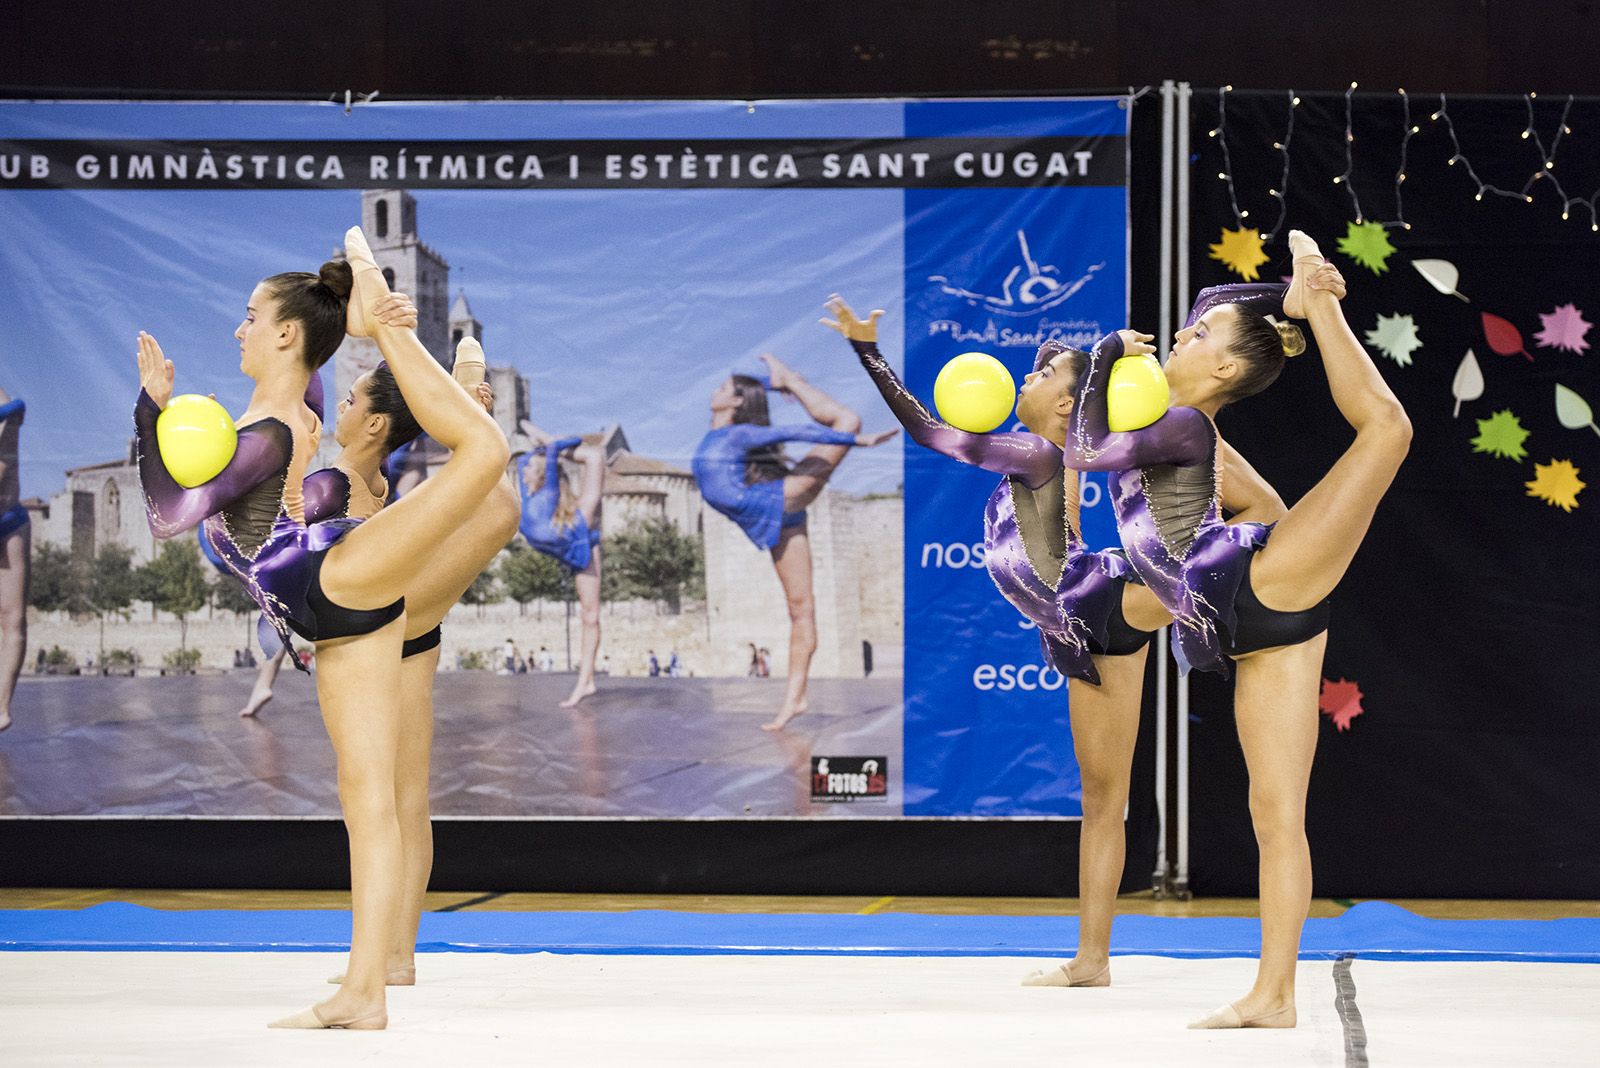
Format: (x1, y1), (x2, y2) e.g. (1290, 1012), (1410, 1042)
(1481, 311), (1532, 362)
(1318, 677), (1365, 732)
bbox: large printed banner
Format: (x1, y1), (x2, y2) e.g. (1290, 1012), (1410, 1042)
(0, 98), (1126, 820)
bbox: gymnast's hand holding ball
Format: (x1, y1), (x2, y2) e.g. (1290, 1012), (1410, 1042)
(1106, 329), (1170, 433)
(138, 330), (239, 488)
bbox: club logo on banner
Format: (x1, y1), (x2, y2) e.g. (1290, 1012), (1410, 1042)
(810, 757), (889, 803)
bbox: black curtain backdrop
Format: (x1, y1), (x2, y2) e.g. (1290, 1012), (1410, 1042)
(1186, 89), (1600, 897)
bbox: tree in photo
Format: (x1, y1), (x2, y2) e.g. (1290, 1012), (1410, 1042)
(498, 541), (571, 618)
(88, 543), (139, 668)
(139, 539), (209, 652)
(603, 517), (705, 614)
(29, 542), (88, 615)
(459, 566), (504, 617)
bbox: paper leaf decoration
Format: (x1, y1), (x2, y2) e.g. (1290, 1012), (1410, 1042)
(1208, 226), (1269, 281)
(1337, 220), (1398, 274)
(1471, 409), (1530, 461)
(1365, 312), (1422, 366)
(1534, 303), (1592, 354)
(1526, 459), (1585, 511)
(1555, 383), (1600, 437)
(1451, 349), (1484, 417)
(1481, 312), (1531, 362)
(1412, 259), (1470, 302)
(1319, 677), (1365, 732)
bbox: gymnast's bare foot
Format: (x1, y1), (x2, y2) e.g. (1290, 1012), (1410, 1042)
(0, 710), (11, 732)
(560, 681), (598, 708)
(239, 684), (274, 718)
(761, 700), (807, 732)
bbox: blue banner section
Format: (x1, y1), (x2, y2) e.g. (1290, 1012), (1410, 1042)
(901, 99), (1128, 816)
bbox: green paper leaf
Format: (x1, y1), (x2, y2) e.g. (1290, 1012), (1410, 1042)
(1337, 220), (1397, 275)
(1555, 383), (1599, 436)
(1471, 409), (1530, 461)
(1365, 312), (1422, 366)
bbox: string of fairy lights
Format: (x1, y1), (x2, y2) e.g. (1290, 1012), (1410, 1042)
(1209, 85), (1599, 237)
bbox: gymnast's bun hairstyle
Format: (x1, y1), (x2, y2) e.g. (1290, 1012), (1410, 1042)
(1221, 303), (1306, 402)
(262, 258), (354, 370)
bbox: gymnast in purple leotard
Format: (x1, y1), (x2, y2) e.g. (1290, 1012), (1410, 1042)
(826, 295), (1169, 990)
(695, 353), (895, 730)
(1064, 234), (1410, 1029)
(516, 432), (607, 706)
(137, 229), (519, 1029)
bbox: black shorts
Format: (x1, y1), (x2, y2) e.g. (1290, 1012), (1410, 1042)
(1224, 560), (1330, 657)
(288, 549), (405, 643)
(1088, 585), (1156, 658)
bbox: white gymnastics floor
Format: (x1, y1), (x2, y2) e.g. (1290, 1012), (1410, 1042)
(2, 952), (1596, 1067)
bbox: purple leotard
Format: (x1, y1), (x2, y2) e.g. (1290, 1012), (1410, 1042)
(1064, 285), (1286, 676)
(518, 437), (600, 572)
(851, 338), (1135, 685)
(136, 377), (400, 671)
(693, 422), (857, 550)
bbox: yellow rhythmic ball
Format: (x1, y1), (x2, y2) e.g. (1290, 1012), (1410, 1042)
(1106, 355), (1171, 432)
(933, 352), (1016, 433)
(156, 394), (238, 488)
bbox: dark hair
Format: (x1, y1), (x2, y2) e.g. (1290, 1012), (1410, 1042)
(729, 373), (790, 485)
(365, 361), (423, 455)
(1034, 338), (1089, 387)
(1220, 302), (1306, 402)
(262, 259), (353, 370)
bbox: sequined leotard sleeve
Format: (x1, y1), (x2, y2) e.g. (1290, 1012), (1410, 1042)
(518, 437), (599, 572)
(848, 337), (1142, 684)
(849, 338), (1061, 489)
(1064, 331), (1212, 472)
(1064, 286), (1287, 676)
(135, 390), (296, 539)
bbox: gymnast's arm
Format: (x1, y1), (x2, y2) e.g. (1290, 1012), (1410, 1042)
(135, 390), (292, 538)
(1064, 330), (1213, 472)
(1184, 283), (1288, 328)
(849, 337), (1061, 490)
(302, 467), (353, 524)
(1217, 437), (1287, 525)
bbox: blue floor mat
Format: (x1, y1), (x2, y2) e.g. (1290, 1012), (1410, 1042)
(2, 901), (1597, 963)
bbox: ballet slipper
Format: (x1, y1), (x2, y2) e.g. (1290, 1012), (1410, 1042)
(342, 227), (390, 338)
(1186, 1000), (1296, 1029)
(326, 966), (415, 986)
(1020, 960), (1111, 987)
(1281, 229), (1326, 319)
(454, 337), (487, 389)
(268, 1003), (387, 1030)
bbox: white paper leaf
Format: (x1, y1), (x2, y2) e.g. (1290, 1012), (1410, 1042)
(1555, 383), (1599, 436)
(1412, 258), (1470, 302)
(1452, 349), (1484, 418)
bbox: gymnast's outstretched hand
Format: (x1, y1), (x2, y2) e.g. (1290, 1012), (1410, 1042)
(820, 294), (886, 343)
(136, 331), (175, 409)
(856, 427), (899, 447)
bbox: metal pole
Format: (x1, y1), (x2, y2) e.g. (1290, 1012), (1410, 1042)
(1152, 80), (1176, 898)
(1174, 81), (1194, 899)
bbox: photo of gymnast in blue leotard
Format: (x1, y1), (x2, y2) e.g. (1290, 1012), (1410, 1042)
(693, 354), (895, 731)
